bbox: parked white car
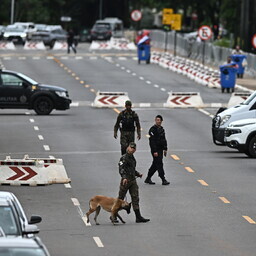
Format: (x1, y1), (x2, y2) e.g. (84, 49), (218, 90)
(212, 91), (256, 145)
(224, 118), (256, 157)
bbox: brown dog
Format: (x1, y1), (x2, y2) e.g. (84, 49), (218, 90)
(86, 195), (131, 225)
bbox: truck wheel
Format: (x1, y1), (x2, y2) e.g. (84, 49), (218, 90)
(247, 136), (256, 158)
(33, 96), (54, 115)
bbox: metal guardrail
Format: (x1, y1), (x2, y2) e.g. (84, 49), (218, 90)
(151, 30), (256, 78)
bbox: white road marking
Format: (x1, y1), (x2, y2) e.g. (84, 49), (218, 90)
(118, 57), (127, 60)
(70, 102), (79, 107)
(121, 66), (125, 70)
(33, 57), (40, 60)
(43, 145), (50, 151)
(93, 237), (104, 247)
(75, 56), (83, 59)
(61, 56), (68, 59)
(154, 84), (159, 88)
(116, 63), (120, 67)
(34, 126), (39, 131)
(198, 108), (214, 118)
(139, 76), (144, 80)
(90, 56), (98, 60)
(64, 183), (72, 189)
(29, 119), (35, 123)
(18, 57), (26, 60)
(3, 57), (11, 60)
(82, 216), (91, 227)
(38, 135), (44, 140)
(146, 81), (151, 84)
(161, 88), (166, 91)
(71, 198), (80, 206)
(47, 56), (54, 59)
(126, 70), (131, 73)
(132, 73), (136, 76)
(25, 112), (31, 115)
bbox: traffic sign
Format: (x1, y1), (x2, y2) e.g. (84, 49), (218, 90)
(198, 25), (212, 41)
(252, 34), (256, 48)
(162, 8), (174, 25)
(170, 14), (182, 31)
(131, 10), (142, 22)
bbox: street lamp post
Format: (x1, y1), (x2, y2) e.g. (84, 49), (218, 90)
(10, 0), (15, 24)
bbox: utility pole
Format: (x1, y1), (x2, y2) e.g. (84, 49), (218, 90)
(10, 0), (15, 24)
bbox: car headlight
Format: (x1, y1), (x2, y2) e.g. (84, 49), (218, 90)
(224, 128), (241, 137)
(220, 115), (231, 125)
(55, 91), (68, 98)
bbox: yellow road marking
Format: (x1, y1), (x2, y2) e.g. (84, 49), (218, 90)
(146, 134), (150, 138)
(85, 84), (90, 88)
(71, 73), (76, 76)
(219, 197), (230, 204)
(171, 154), (180, 160)
(90, 88), (95, 93)
(80, 81), (84, 84)
(113, 108), (120, 114)
(243, 216), (256, 224)
(197, 180), (208, 186)
(75, 77), (80, 80)
(185, 167), (195, 173)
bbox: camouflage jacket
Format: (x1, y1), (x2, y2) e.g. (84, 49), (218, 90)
(118, 153), (140, 180)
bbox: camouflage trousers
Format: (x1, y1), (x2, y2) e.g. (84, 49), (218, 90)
(120, 131), (135, 155)
(118, 179), (139, 210)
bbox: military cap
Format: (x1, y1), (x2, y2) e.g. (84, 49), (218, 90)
(129, 142), (136, 149)
(125, 100), (132, 106)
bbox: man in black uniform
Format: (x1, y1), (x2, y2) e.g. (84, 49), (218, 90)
(114, 100), (141, 155)
(118, 142), (150, 223)
(145, 115), (170, 185)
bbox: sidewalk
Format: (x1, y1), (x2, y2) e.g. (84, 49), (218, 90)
(237, 77), (256, 91)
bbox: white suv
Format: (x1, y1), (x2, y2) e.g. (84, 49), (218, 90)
(224, 118), (256, 157)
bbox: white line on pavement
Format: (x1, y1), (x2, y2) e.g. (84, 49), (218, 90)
(154, 84), (159, 88)
(64, 183), (72, 189)
(29, 119), (35, 123)
(34, 126), (39, 131)
(93, 237), (104, 247)
(38, 135), (44, 140)
(43, 145), (50, 151)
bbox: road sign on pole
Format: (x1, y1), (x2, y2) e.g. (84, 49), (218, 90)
(252, 34), (256, 48)
(131, 10), (142, 22)
(162, 8), (174, 25)
(170, 14), (182, 31)
(198, 25), (212, 41)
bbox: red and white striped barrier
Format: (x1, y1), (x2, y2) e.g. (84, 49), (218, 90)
(53, 41), (68, 50)
(89, 41), (112, 50)
(93, 91), (130, 108)
(0, 155), (70, 186)
(0, 41), (16, 50)
(165, 92), (204, 108)
(227, 92), (251, 107)
(24, 41), (46, 50)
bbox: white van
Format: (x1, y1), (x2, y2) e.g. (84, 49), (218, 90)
(212, 91), (256, 145)
(95, 17), (124, 38)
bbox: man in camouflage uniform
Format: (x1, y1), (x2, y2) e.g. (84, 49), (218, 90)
(118, 142), (150, 223)
(114, 100), (141, 155)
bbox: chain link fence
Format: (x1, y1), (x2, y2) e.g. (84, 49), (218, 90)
(151, 30), (256, 78)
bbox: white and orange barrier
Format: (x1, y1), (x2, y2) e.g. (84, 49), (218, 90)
(0, 41), (16, 50)
(24, 41), (46, 50)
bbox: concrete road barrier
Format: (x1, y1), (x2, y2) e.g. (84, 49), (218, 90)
(227, 92), (251, 107)
(165, 92), (204, 108)
(24, 41), (46, 50)
(93, 91), (130, 108)
(0, 41), (16, 50)
(0, 155), (70, 186)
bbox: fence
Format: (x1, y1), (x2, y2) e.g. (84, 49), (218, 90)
(151, 30), (256, 78)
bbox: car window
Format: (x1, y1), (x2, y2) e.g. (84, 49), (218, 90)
(0, 248), (46, 256)
(0, 206), (19, 236)
(1, 74), (23, 87)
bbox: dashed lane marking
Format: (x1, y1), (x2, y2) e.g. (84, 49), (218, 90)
(171, 154), (180, 160)
(34, 126), (39, 131)
(29, 119), (35, 123)
(197, 179), (209, 186)
(139, 76), (144, 80)
(113, 108), (121, 114)
(38, 135), (44, 140)
(64, 183), (72, 189)
(243, 216), (256, 224)
(154, 84), (159, 88)
(185, 167), (195, 173)
(43, 145), (50, 151)
(146, 81), (151, 84)
(93, 237), (104, 247)
(219, 197), (230, 204)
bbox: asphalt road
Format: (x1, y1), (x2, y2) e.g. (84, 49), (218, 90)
(0, 43), (256, 256)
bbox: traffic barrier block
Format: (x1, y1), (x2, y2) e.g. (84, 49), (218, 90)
(53, 41), (68, 50)
(0, 41), (16, 50)
(93, 91), (130, 108)
(89, 41), (112, 50)
(24, 41), (46, 50)
(0, 155), (70, 186)
(227, 92), (251, 107)
(165, 92), (204, 108)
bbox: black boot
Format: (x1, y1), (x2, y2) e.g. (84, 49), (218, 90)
(162, 178), (170, 185)
(134, 209), (150, 223)
(144, 177), (155, 185)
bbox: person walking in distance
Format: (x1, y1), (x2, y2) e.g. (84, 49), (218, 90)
(118, 142), (150, 223)
(145, 115), (170, 185)
(67, 29), (77, 54)
(114, 100), (141, 155)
